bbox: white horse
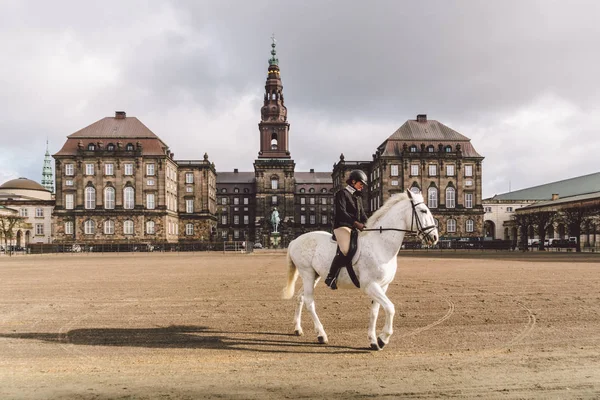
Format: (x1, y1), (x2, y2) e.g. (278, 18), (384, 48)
(282, 189), (438, 350)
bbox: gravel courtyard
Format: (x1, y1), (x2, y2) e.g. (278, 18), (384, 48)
(1, 251), (599, 399)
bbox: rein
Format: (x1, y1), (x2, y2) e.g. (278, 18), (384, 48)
(362, 200), (437, 238)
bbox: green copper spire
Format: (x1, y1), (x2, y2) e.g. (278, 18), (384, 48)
(269, 33), (279, 66)
(41, 139), (54, 193)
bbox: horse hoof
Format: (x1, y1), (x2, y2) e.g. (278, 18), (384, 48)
(370, 343), (380, 351)
(317, 336), (327, 344)
(377, 337), (386, 349)
(294, 329), (303, 336)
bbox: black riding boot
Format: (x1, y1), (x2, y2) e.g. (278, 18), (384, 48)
(324, 250), (347, 290)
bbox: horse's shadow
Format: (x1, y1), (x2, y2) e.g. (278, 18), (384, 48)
(0, 325), (370, 354)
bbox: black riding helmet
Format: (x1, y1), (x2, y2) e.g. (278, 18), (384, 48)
(346, 169), (368, 185)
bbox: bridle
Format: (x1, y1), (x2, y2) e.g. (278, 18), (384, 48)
(363, 197), (437, 243)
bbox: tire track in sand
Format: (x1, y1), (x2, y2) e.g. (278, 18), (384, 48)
(398, 295), (455, 339)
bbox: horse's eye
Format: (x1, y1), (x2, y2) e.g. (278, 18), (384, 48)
(420, 209), (427, 214)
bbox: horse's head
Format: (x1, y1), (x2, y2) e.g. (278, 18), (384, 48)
(406, 189), (439, 247)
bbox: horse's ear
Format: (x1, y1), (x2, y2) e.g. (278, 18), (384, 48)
(406, 188), (413, 198)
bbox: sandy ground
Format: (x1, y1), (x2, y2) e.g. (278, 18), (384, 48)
(0, 250), (599, 399)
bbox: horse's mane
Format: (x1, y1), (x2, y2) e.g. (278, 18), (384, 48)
(366, 192), (409, 227)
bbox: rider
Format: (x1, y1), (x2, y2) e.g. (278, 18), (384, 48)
(324, 169), (368, 290)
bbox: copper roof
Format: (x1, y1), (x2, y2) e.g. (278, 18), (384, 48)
(0, 178), (49, 192)
(487, 172), (600, 201)
(68, 116), (160, 139)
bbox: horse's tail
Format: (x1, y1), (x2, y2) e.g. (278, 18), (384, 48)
(282, 248), (298, 300)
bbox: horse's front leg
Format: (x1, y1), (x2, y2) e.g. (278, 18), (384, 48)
(366, 282), (395, 350)
(368, 300), (380, 350)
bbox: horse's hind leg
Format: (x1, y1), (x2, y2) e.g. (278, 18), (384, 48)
(301, 272), (328, 344)
(366, 283), (395, 350)
(293, 277), (320, 337)
(367, 284), (389, 350)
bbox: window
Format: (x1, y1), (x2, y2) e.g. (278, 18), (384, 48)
(465, 165), (473, 177)
(391, 165), (399, 176)
(271, 179), (278, 190)
(221, 197), (227, 205)
(445, 187), (455, 208)
(321, 215), (328, 224)
(186, 173), (194, 184)
(446, 165), (455, 176)
(85, 187), (96, 209)
(65, 194), (74, 210)
(123, 220), (134, 235)
(391, 180), (399, 186)
(186, 199), (194, 213)
(447, 219), (456, 233)
(309, 188), (315, 193)
(243, 215), (249, 225)
(104, 220), (114, 235)
(124, 164), (133, 176)
(321, 188), (327, 193)
(506, 207), (513, 212)
(147, 193), (155, 210)
(427, 145), (435, 152)
(428, 164), (437, 176)
(221, 188), (227, 193)
(309, 198), (315, 205)
(107, 143), (115, 151)
(147, 179), (155, 186)
(233, 215), (239, 225)
(234, 230), (240, 239)
(221, 215), (227, 225)
(410, 187), (420, 195)
(310, 215), (316, 224)
(85, 163), (94, 176)
(428, 187), (438, 208)
(36, 224), (44, 235)
(65, 164), (74, 176)
(104, 187), (115, 209)
(35, 208), (43, 217)
(234, 188), (239, 193)
(65, 221), (73, 235)
(123, 187), (134, 209)
(146, 164), (155, 176)
(186, 187), (193, 193)
(465, 193), (473, 208)
(243, 197), (249, 205)
(65, 179), (73, 186)
(445, 145), (452, 152)
(411, 164), (419, 176)
(84, 220), (95, 235)
(87, 143), (95, 151)
(272, 196), (278, 205)
(321, 198), (327, 205)
(146, 221), (155, 234)
(465, 179), (473, 187)
(300, 198), (306, 205)
(299, 188), (305, 193)
(234, 197), (239, 205)
(300, 215), (306, 224)
(126, 143), (134, 151)
(409, 145), (418, 152)
(466, 219), (474, 232)
(484, 207), (492, 212)
(105, 163), (114, 176)
(186, 223), (194, 235)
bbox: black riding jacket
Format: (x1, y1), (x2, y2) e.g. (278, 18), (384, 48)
(333, 186), (368, 229)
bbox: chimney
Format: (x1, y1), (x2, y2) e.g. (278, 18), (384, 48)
(234, 168), (238, 173)
(552, 194), (559, 201)
(416, 114), (427, 122)
(115, 111), (126, 119)
(310, 168), (314, 173)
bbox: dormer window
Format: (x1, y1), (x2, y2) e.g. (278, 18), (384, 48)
(125, 143), (134, 151)
(445, 145), (452, 152)
(409, 145), (418, 153)
(87, 143), (96, 151)
(427, 145), (435, 152)
(107, 143), (115, 151)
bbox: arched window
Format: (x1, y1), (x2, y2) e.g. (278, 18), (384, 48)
(321, 188), (327, 193)
(271, 132), (278, 150)
(466, 219), (474, 232)
(221, 188), (227, 193)
(427, 187), (438, 208)
(104, 187), (115, 209)
(85, 186), (96, 209)
(125, 143), (134, 151)
(146, 221), (155, 234)
(123, 187), (134, 209)
(445, 187), (455, 208)
(104, 220), (114, 235)
(427, 145), (435, 152)
(445, 145), (452, 152)
(243, 188), (249, 193)
(447, 219), (456, 233)
(107, 143), (115, 151)
(309, 188), (315, 193)
(271, 177), (278, 190)
(123, 220), (134, 235)
(234, 188), (239, 193)
(87, 143), (96, 151)
(299, 188), (305, 193)
(409, 145), (418, 153)
(410, 185), (420, 195)
(84, 219), (95, 235)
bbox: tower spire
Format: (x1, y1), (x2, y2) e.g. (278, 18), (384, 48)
(269, 33), (279, 66)
(42, 139), (54, 193)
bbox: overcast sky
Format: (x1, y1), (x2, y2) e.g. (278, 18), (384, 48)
(2, 0), (600, 198)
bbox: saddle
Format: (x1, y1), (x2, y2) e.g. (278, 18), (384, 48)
(333, 229), (360, 288)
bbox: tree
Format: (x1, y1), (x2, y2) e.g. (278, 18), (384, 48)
(0, 207), (28, 256)
(529, 210), (556, 251)
(511, 213), (532, 251)
(558, 206), (599, 253)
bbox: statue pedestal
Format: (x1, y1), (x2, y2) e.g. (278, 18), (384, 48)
(269, 232), (281, 248)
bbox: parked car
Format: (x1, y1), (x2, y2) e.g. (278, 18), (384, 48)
(253, 243), (263, 249)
